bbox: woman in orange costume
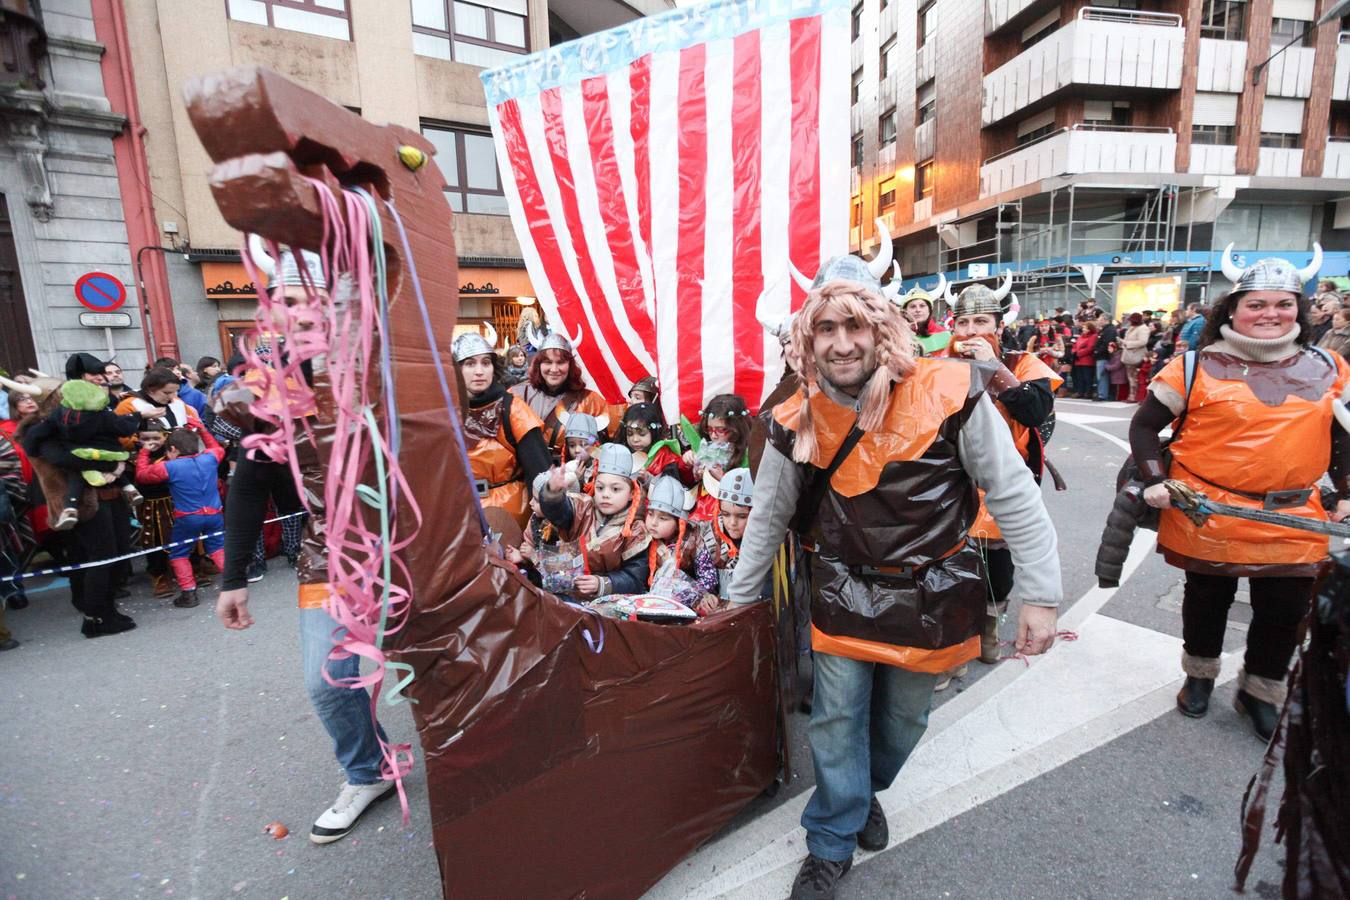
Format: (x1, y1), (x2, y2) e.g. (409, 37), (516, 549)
(509, 331), (609, 459)
(1130, 245), (1350, 741)
(454, 327), (552, 528)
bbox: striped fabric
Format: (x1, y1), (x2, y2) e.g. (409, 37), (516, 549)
(481, 0), (850, 421)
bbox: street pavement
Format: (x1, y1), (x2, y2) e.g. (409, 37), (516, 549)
(0, 398), (1307, 899)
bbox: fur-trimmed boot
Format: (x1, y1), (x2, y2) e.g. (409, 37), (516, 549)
(1234, 668), (1285, 742)
(1177, 652), (1220, 717)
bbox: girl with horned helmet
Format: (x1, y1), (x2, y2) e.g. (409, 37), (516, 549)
(453, 323), (552, 528)
(1130, 244), (1350, 741)
(510, 324), (610, 458)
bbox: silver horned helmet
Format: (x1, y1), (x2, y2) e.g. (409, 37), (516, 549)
(595, 443), (636, 479)
(1219, 243), (1322, 295)
(716, 467), (754, 508)
(564, 412), (600, 444)
(646, 474), (694, 520)
(788, 219), (895, 295)
(945, 271), (1019, 324)
(525, 320), (584, 355)
(452, 322), (499, 362)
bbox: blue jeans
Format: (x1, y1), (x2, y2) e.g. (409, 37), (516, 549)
(299, 607), (387, 785)
(1095, 359), (1110, 399)
(801, 651), (938, 861)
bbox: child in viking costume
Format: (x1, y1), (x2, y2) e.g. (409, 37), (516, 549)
(1131, 244), (1350, 741)
(726, 223), (1061, 898)
(620, 401), (665, 472)
(536, 443), (650, 599)
(938, 275), (1063, 681)
(644, 474), (718, 606)
(134, 421), (178, 597)
(697, 467), (764, 609)
(509, 329), (609, 458)
(454, 326), (552, 528)
(562, 411), (601, 493)
(894, 276), (950, 356)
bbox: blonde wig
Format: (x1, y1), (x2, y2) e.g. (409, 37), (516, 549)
(785, 281), (917, 463)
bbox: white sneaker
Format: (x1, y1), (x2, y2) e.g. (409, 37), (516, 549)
(309, 780), (395, 844)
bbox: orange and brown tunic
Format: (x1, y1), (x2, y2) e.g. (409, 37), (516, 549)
(463, 383), (551, 528)
(509, 382), (609, 458)
(1135, 343), (1350, 578)
(741, 357), (1061, 673)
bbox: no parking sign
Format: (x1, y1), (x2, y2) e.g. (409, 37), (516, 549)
(74, 272), (129, 358)
(74, 272), (127, 312)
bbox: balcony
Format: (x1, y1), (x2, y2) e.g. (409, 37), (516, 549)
(985, 0), (1056, 37)
(1325, 137), (1350, 178)
(1188, 144), (1237, 176)
(1334, 33), (1350, 102)
(1257, 147), (1304, 178)
(983, 8), (1184, 127)
(980, 124), (1176, 196)
(1265, 45), (1315, 99)
(916, 41), (936, 86)
(915, 118), (935, 162)
(1196, 39), (1247, 93)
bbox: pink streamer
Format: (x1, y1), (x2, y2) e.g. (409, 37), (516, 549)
(238, 182), (425, 821)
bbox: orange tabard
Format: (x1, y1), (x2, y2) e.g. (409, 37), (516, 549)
(1155, 351), (1350, 571)
(969, 353), (1063, 542)
(465, 396), (545, 527)
(542, 389), (609, 454)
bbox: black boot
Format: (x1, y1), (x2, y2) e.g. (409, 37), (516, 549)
(1175, 677), (1214, 718)
(173, 589), (199, 609)
(1234, 690), (1279, 742)
(857, 796), (889, 852)
(81, 615), (135, 638)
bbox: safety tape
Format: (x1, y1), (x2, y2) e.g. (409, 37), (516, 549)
(0, 511), (307, 583)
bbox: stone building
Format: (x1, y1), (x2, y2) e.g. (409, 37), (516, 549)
(0, 0), (148, 377)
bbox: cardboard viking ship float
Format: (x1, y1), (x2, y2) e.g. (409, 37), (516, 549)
(180, 0), (869, 894)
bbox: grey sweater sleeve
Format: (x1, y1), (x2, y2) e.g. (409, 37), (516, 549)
(958, 394), (1063, 607)
(728, 442), (803, 605)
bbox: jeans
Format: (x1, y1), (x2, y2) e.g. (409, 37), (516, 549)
(299, 607), (388, 785)
(168, 513), (224, 559)
(1095, 359), (1110, 399)
(801, 651), (938, 861)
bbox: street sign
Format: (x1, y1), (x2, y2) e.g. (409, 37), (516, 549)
(79, 311), (133, 328)
(73, 272), (127, 312)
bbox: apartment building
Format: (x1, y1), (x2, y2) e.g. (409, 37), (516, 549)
(118, 0), (671, 363)
(850, 0), (1350, 315)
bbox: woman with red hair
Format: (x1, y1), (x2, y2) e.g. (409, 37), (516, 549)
(509, 333), (609, 458)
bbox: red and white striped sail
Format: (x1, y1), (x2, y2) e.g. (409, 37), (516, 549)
(482, 0), (850, 421)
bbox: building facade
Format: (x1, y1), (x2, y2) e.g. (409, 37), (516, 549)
(0, 0), (148, 378)
(119, 0), (672, 365)
(850, 0), (1350, 315)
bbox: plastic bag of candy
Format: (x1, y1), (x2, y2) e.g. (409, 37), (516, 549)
(537, 540), (585, 594)
(649, 557), (706, 610)
(694, 440), (734, 471)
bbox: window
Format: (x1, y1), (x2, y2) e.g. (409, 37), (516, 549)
(914, 161), (934, 201)
(850, 199), (863, 228)
(420, 122), (509, 214)
(879, 108), (897, 146)
(852, 68), (863, 106)
(1259, 132), (1301, 149)
(1199, 0), (1245, 41)
(879, 181), (897, 215)
(1084, 100), (1131, 127)
(851, 3), (862, 41)
(852, 132), (864, 168)
(1016, 123), (1056, 146)
(1191, 123), (1236, 145)
(880, 38), (895, 80)
(916, 80), (936, 124)
(226, 0), (350, 40)
(412, 0), (528, 68)
(1270, 17), (1315, 49)
(918, 2), (936, 49)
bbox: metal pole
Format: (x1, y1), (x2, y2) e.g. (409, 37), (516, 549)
(104, 326), (116, 360)
(1066, 184), (1077, 308)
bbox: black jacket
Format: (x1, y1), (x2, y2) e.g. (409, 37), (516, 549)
(1094, 324), (1118, 360)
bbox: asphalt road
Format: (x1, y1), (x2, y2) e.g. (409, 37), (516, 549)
(0, 398), (1301, 899)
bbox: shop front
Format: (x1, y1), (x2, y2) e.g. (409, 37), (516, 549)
(455, 264), (537, 352)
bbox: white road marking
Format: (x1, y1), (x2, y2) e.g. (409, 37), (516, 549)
(1055, 412), (1132, 453)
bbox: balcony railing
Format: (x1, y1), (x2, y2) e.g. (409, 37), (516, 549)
(983, 10), (1184, 126)
(1325, 136), (1350, 179)
(980, 124), (1176, 196)
(1334, 34), (1350, 101)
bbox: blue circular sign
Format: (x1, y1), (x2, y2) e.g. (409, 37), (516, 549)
(74, 272), (127, 312)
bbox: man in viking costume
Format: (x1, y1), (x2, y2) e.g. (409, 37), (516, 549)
(729, 241), (1062, 899)
(1130, 244), (1350, 740)
(942, 276), (1063, 667)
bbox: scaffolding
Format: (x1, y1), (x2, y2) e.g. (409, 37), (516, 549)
(935, 183), (1210, 315)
